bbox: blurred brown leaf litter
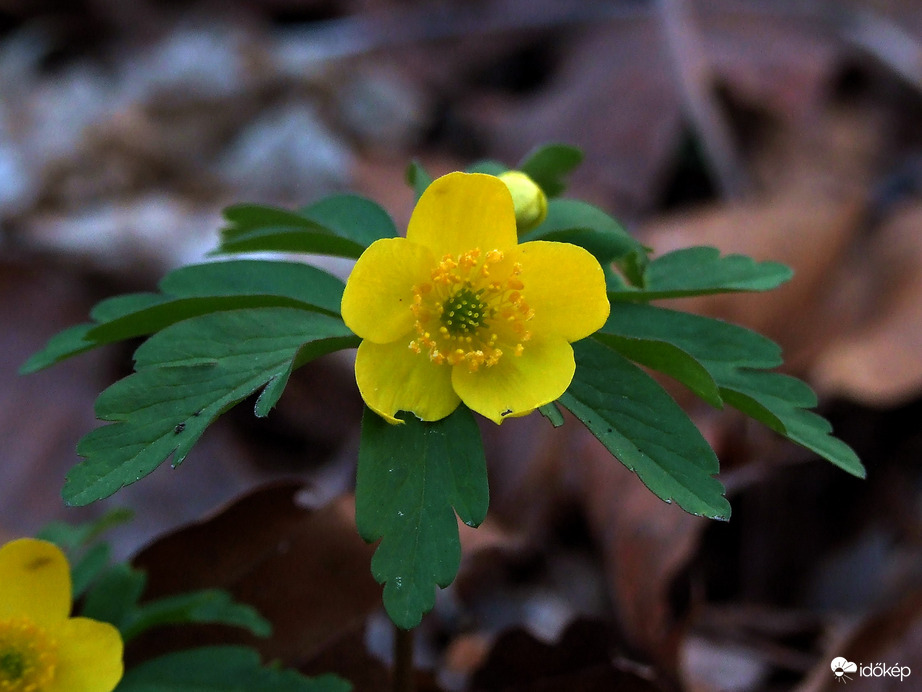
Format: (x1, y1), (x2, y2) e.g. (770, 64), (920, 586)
(3, 0), (922, 689)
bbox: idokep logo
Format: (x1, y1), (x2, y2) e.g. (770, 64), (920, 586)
(831, 658), (857, 683)
(831, 657), (911, 684)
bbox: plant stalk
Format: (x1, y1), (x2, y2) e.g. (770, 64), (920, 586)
(393, 624), (416, 692)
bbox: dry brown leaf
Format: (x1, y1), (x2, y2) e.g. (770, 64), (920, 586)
(470, 618), (667, 692)
(797, 587), (922, 692)
(812, 202), (922, 406)
(131, 484), (379, 668)
(639, 177), (867, 370)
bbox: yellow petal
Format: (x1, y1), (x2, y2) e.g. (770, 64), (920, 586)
(0, 539), (70, 626)
(355, 340), (461, 423)
(407, 172), (518, 257)
(47, 617), (124, 692)
(342, 237), (434, 343)
(452, 336), (575, 424)
(516, 240), (610, 341)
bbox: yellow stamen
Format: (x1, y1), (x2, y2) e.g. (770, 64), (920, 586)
(409, 247), (533, 372)
(0, 617), (57, 692)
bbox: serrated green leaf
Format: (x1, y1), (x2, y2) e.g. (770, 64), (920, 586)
(356, 406), (488, 629)
(116, 646), (351, 692)
(598, 302), (864, 477)
(716, 368), (865, 477)
(560, 338), (730, 520)
(23, 261), (347, 373)
(219, 194), (396, 257)
(63, 308), (357, 506)
(406, 160), (433, 200)
(521, 199), (647, 268)
(121, 589), (272, 642)
(610, 246), (793, 301)
(517, 143), (584, 196)
(597, 301), (773, 408)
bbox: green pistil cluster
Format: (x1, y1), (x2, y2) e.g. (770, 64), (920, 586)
(441, 286), (488, 336)
(0, 650), (25, 681)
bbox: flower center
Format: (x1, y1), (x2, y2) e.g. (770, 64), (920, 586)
(441, 287), (487, 336)
(409, 248), (533, 371)
(0, 617), (57, 692)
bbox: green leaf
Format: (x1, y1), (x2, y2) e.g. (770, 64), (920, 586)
(78, 562), (270, 642)
(121, 589), (272, 642)
(81, 563), (146, 626)
(69, 542), (113, 599)
(38, 509), (135, 598)
(560, 338), (730, 520)
(406, 160), (433, 200)
(219, 194), (396, 257)
(37, 508), (134, 550)
(538, 402), (565, 428)
(356, 406), (488, 629)
(63, 308), (358, 506)
(20, 324), (97, 374)
(610, 246), (793, 301)
(517, 143), (584, 196)
(521, 199), (647, 268)
(598, 302), (864, 477)
(716, 369), (864, 477)
(466, 159), (507, 176)
(116, 646), (351, 692)
(22, 260), (347, 373)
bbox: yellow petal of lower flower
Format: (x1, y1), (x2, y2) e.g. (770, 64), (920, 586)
(47, 617), (123, 692)
(515, 240), (610, 341)
(355, 339), (461, 423)
(342, 238), (433, 343)
(0, 539), (70, 626)
(452, 336), (575, 424)
(407, 172), (518, 258)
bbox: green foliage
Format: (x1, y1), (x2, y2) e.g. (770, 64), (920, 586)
(521, 198), (648, 279)
(466, 159), (507, 176)
(517, 143), (583, 196)
(64, 308), (357, 505)
(21, 143), (865, 637)
(116, 647), (350, 692)
(119, 589), (272, 641)
(561, 339), (731, 520)
(219, 194), (396, 257)
(40, 516), (301, 689)
(355, 407), (488, 629)
(79, 561), (270, 642)
(38, 509), (134, 598)
(21, 260), (346, 373)
(609, 246), (793, 300)
(596, 303), (864, 477)
(406, 160), (433, 199)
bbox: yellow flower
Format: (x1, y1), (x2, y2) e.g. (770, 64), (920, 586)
(341, 172), (609, 424)
(0, 538), (123, 692)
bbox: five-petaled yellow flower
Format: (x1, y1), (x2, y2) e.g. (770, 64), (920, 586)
(342, 172), (609, 424)
(0, 538), (123, 692)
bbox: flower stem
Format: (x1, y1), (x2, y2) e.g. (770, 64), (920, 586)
(392, 624), (416, 692)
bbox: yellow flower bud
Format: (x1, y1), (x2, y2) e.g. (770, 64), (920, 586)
(497, 171), (547, 233)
